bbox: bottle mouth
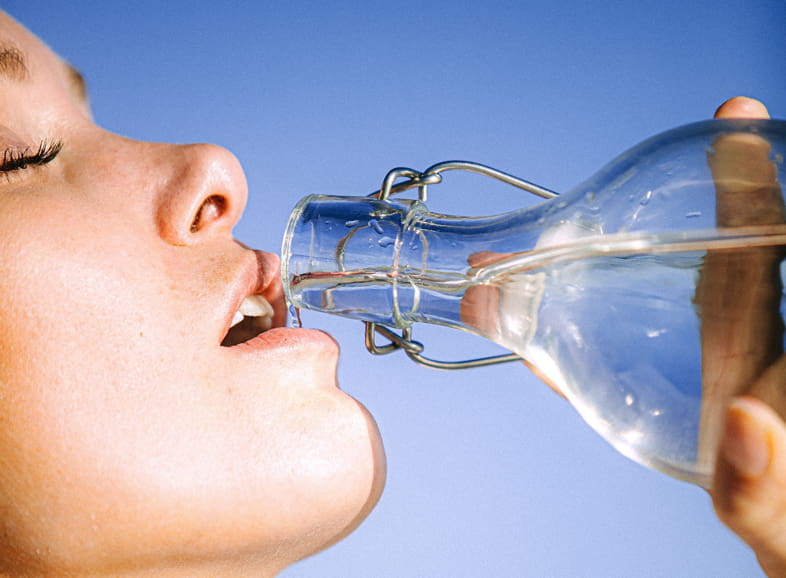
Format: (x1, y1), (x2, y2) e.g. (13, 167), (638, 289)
(280, 194), (317, 310)
(280, 194), (417, 318)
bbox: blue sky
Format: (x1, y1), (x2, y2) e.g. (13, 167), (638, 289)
(8, 1), (785, 576)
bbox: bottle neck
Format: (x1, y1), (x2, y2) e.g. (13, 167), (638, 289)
(282, 194), (544, 335)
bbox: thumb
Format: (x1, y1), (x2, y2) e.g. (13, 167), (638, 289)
(713, 387), (786, 576)
(714, 96), (770, 119)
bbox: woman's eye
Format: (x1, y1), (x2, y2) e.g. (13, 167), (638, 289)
(0, 140), (63, 173)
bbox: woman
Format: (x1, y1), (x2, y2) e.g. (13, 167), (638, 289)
(0, 10), (384, 576)
(0, 9), (784, 577)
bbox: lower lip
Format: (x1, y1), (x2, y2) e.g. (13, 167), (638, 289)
(226, 326), (339, 356)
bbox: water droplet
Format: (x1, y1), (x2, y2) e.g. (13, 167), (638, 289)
(566, 322), (584, 347)
(378, 236), (396, 248)
(369, 219), (384, 235)
(650, 409), (662, 416)
(288, 305), (302, 328)
(625, 393), (635, 406)
(345, 219), (359, 227)
(640, 190), (653, 206)
(685, 211), (702, 219)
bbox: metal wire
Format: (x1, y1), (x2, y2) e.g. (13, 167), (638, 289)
(363, 161), (558, 370)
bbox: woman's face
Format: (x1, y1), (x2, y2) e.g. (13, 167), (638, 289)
(0, 12), (384, 575)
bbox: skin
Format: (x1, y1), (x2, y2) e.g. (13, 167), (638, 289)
(708, 96), (786, 578)
(0, 11), (384, 577)
(696, 97), (784, 472)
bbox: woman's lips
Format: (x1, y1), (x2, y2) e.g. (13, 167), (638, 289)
(218, 251), (341, 378)
(219, 250), (287, 347)
(254, 250), (288, 329)
(223, 326), (340, 356)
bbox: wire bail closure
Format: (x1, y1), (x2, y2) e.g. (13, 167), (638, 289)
(364, 161), (558, 370)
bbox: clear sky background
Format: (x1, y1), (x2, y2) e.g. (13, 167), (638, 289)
(7, 1), (785, 576)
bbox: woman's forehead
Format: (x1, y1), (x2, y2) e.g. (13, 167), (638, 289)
(0, 11), (88, 109)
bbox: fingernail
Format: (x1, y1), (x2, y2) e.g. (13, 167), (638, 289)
(721, 398), (771, 478)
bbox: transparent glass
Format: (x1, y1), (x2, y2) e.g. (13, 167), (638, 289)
(282, 119), (786, 487)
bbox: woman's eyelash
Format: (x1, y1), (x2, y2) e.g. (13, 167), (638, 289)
(0, 140), (64, 173)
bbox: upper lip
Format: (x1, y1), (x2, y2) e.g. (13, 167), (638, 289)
(220, 249), (287, 344)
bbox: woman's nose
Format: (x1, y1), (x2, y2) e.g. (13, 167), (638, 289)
(153, 142), (248, 246)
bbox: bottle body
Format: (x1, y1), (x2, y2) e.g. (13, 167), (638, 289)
(492, 244), (710, 482)
(282, 118), (786, 487)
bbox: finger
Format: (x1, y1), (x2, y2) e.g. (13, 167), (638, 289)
(460, 284), (501, 337)
(714, 96), (770, 119)
(467, 250), (507, 268)
(709, 97), (780, 227)
(711, 95), (775, 225)
(695, 98), (785, 468)
(462, 251), (567, 399)
(713, 388), (786, 577)
(462, 251), (505, 336)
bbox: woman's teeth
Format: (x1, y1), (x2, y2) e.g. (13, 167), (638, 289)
(230, 295), (274, 329)
(222, 295), (275, 347)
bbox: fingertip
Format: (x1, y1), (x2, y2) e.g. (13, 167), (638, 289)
(714, 96), (770, 119)
(713, 396), (786, 577)
(720, 397), (772, 478)
(713, 395), (786, 518)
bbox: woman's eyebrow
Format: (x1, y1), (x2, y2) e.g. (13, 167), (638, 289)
(0, 44), (29, 81)
(0, 42), (88, 105)
(65, 62), (88, 104)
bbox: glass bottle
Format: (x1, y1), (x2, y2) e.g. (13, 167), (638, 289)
(281, 118), (786, 487)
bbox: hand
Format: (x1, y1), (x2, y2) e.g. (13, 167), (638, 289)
(706, 97), (786, 577)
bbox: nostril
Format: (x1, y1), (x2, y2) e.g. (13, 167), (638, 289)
(190, 194), (228, 233)
(155, 142), (247, 245)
